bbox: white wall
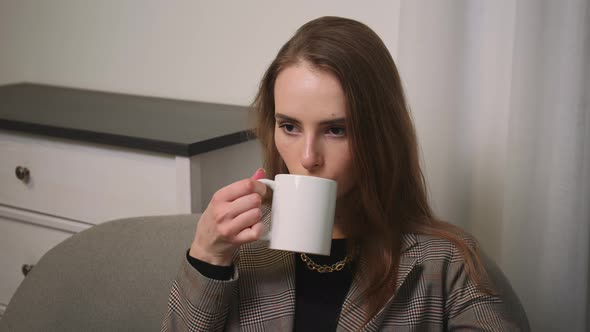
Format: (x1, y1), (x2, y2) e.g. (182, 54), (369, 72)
(0, 0), (400, 106)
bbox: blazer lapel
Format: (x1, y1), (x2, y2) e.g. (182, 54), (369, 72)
(336, 234), (419, 332)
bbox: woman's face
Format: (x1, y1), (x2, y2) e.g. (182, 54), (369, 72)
(273, 63), (355, 197)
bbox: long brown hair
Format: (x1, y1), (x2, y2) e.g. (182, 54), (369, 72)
(252, 16), (489, 321)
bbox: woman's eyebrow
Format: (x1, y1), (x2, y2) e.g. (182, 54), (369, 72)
(275, 113), (300, 124)
(320, 118), (346, 126)
(275, 113), (346, 126)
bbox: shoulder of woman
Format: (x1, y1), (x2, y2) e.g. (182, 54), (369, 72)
(402, 232), (479, 262)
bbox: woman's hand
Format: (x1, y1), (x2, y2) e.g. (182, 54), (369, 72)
(189, 169), (268, 266)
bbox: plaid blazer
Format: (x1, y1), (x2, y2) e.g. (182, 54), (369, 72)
(162, 207), (530, 331)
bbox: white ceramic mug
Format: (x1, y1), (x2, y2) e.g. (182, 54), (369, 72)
(258, 174), (337, 255)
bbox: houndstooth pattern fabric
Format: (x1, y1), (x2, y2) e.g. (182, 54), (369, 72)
(162, 205), (529, 331)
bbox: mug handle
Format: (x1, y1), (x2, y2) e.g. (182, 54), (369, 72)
(257, 179), (275, 241)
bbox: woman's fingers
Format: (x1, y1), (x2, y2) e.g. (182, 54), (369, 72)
(214, 178), (267, 203)
(234, 221), (265, 244)
(218, 207), (263, 241)
(226, 192), (262, 219)
(190, 170), (269, 264)
(251, 168), (266, 180)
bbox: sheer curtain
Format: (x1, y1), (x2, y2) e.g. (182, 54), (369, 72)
(395, 1), (590, 331)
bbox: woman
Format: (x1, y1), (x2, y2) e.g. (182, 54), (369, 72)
(162, 16), (530, 331)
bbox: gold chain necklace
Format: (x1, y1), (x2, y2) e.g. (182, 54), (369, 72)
(299, 253), (352, 273)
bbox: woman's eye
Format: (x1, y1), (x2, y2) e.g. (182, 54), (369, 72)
(327, 127), (346, 137)
(278, 123), (297, 133)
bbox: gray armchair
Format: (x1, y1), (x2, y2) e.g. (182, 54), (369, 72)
(0, 214), (198, 332)
(0, 213), (529, 331)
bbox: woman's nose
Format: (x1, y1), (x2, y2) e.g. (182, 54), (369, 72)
(300, 136), (324, 171)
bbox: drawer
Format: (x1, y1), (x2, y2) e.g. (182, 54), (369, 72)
(0, 131), (180, 224)
(0, 213), (74, 308)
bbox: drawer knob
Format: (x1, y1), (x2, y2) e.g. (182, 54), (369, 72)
(22, 264), (34, 276)
(15, 166), (30, 183)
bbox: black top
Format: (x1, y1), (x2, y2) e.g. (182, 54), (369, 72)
(187, 239), (353, 332)
(294, 239), (353, 332)
(0, 83), (254, 156)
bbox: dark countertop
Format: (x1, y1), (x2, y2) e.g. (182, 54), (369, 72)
(0, 83), (256, 156)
